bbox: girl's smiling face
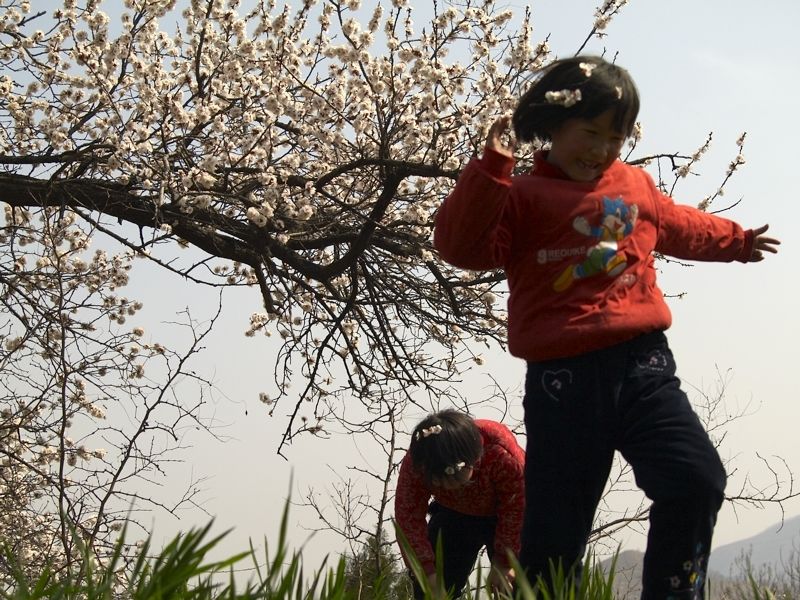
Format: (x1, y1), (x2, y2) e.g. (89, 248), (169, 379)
(546, 109), (627, 182)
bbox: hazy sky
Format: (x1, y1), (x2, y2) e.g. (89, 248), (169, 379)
(99, 0), (800, 574)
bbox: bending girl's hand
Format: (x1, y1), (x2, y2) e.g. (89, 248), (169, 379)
(488, 564), (514, 597)
(486, 116), (515, 158)
(425, 572), (446, 600)
(750, 224), (781, 262)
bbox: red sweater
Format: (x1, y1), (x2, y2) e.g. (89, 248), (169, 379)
(434, 149), (755, 361)
(394, 420), (525, 573)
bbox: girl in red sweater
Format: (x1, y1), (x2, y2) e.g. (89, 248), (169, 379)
(394, 410), (524, 599)
(434, 56), (779, 599)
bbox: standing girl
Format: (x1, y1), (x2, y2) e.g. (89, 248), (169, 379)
(394, 410), (525, 598)
(433, 56), (779, 599)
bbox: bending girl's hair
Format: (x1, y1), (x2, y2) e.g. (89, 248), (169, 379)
(513, 55), (640, 143)
(409, 409), (482, 486)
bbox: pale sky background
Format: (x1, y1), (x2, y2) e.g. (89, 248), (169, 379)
(94, 0), (800, 575)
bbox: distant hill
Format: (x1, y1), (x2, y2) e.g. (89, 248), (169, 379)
(597, 515), (800, 598)
(600, 549), (643, 599)
(708, 514), (800, 576)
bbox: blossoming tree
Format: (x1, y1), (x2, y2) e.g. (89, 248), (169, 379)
(0, 0), (560, 451)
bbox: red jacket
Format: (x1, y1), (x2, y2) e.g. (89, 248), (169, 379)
(434, 149), (755, 361)
(394, 420), (525, 573)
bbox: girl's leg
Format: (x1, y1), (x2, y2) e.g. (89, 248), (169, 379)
(420, 504), (497, 598)
(616, 333), (726, 600)
(519, 355), (616, 592)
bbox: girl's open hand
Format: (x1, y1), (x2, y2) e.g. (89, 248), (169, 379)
(488, 564), (514, 597)
(425, 572), (446, 600)
(750, 224), (780, 262)
(486, 116), (515, 158)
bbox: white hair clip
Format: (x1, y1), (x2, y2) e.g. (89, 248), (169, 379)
(415, 424), (442, 440)
(544, 88), (582, 108)
(444, 462), (467, 476)
(579, 62), (597, 77)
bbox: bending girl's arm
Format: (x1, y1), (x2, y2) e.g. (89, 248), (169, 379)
(394, 454), (436, 574)
(490, 446), (526, 570)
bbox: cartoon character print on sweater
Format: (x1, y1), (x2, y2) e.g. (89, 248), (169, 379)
(553, 196), (639, 292)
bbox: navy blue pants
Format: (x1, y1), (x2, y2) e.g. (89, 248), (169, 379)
(518, 331), (726, 599)
(410, 503), (497, 600)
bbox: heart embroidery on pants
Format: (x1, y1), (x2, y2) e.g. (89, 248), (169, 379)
(635, 349), (669, 373)
(541, 369), (573, 402)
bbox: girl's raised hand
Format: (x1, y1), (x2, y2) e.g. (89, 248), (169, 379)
(486, 116), (515, 158)
(749, 224), (780, 262)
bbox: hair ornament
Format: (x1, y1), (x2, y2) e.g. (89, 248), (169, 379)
(444, 461), (467, 476)
(579, 62), (597, 77)
(544, 88), (582, 108)
(415, 424), (442, 440)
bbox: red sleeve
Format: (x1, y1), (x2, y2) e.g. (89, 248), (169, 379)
(433, 147), (516, 271)
(652, 186), (752, 263)
(394, 453), (436, 573)
(487, 435), (525, 568)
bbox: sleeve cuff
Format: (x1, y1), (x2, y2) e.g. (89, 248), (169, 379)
(478, 146), (515, 181)
(737, 229), (755, 263)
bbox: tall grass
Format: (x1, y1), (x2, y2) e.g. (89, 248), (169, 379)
(0, 499), (350, 600)
(0, 504), (785, 600)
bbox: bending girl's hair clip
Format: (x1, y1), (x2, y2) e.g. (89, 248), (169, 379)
(444, 461), (467, 476)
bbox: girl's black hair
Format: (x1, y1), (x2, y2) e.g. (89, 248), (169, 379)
(409, 409), (483, 486)
(512, 55), (640, 143)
